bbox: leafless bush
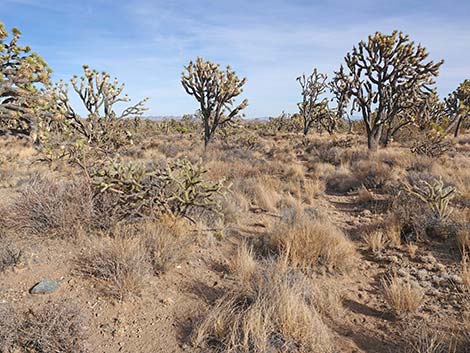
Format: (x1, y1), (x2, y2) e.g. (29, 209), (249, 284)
(0, 301), (87, 353)
(0, 243), (22, 272)
(2, 175), (93, 237)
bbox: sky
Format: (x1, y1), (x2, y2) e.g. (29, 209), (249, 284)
(1, 0), (469, 118)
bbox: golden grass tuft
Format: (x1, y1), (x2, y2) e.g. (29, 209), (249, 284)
(362, 230), (387, 254)
(192, 259), (334, 353)
(269, 217), (356, 273)
(382, 275), (424, 317)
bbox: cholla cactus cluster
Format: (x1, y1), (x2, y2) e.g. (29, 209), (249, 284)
(402, 178), (456, 221)
(91, 158), (227, 222)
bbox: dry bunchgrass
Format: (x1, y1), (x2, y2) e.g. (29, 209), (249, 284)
(141, 221), (193, 274)
(268, 217), (356, 273)
(77, 234), (148, 301)
(357, 185), (374, 204)
(362, 230), (387, 254)
(1, 175), (93, 238)
(405, 325), (453, 353)
(0, 301), (87, 353)
(192, 257), (334, 353)
(303, 178), (326, 203)
(382, 275), (424, 317)
(406, 243), (419, 258)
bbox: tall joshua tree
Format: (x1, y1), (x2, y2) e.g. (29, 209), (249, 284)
(297, 68), (328, 136)
(181, 57), (248, 148)
(343, 31), (443, 150)
(445, 79), (470, 137)
(0, 22), (54, 142)
(329, 65), (352, 133)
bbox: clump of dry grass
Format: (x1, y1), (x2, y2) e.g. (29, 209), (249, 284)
(405, 324), (451, 353)
(77, 234), (148, 301)
(1, 175), (93, 238)
(362, 230), (387, 254)
(0, 301), (87, 353)
(382, 275), (424, 317)
(192, 256), (334, 353)
(141, 221), (193, 274)
(303, 178), (326, 203)
(357, 185), (374, 204)
(268, 217), (356, 273)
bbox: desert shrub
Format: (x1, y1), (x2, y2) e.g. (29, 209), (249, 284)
(411, 131), (453, 158)
(0, 243), (22, 272)
(381, 275), (424, 317)
(326, 166), (362, 193)
(91, 158), (226, 222)
(192, 258), (334, 353)
(77, 235), (148, 301)
(0, 301), (87, 353)
(1, 175), (93, 237)
(351, 159), (394, 190)
(267, 217), (356, 273)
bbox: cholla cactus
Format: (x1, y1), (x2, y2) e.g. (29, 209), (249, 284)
(181, 57), (248, 148)
(0, 22), (55, 142)
(297, 68), (328, 136)
(92, 158), (227, 222)
(402, 178), (456, 221)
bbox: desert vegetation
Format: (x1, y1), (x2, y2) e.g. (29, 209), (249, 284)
(1, 21), (470, 353)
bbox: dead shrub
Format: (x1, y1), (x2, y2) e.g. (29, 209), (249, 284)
(0, 301), (87, 353)
(192, 260), (334, 353)
(77, 235), (148, 301)
(382, 275), (424, 317)
(2, 175), (93, 237)
(0, 243), (22, 272)
(268, 217), (356, 274)
(326, 166), (362, 193)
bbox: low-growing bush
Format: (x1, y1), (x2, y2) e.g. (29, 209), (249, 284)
(0, 301), (87, 353)
(1, 175), (93, 237)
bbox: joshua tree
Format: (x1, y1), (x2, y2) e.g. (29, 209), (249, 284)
(445, 79), (470, 137)
(55, 65), (148, 154)
(343, 31), (443, 150)
(329, 66), (352, 133)
(297, 68), (328, 136)
(0, 22), (54, 142)
(181, 57), (248, 148)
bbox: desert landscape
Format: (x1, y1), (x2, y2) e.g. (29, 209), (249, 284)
(1, 5), (470, 353)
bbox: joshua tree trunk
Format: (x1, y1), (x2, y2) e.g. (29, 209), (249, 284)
(367, 125), (382, 151)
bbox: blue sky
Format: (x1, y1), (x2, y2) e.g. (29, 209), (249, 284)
(2, 0), (469, 117)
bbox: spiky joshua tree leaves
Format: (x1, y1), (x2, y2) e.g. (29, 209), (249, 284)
(0, 22), (55, 142)
(343, 31), (443, 150)
(181, 57), (248, 148)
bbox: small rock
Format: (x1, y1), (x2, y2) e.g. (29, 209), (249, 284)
(30, 280), (59, 294)
(362, 209), (372, 217)
(416, 269), (428, 281)
(420, 254), (437, 265)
